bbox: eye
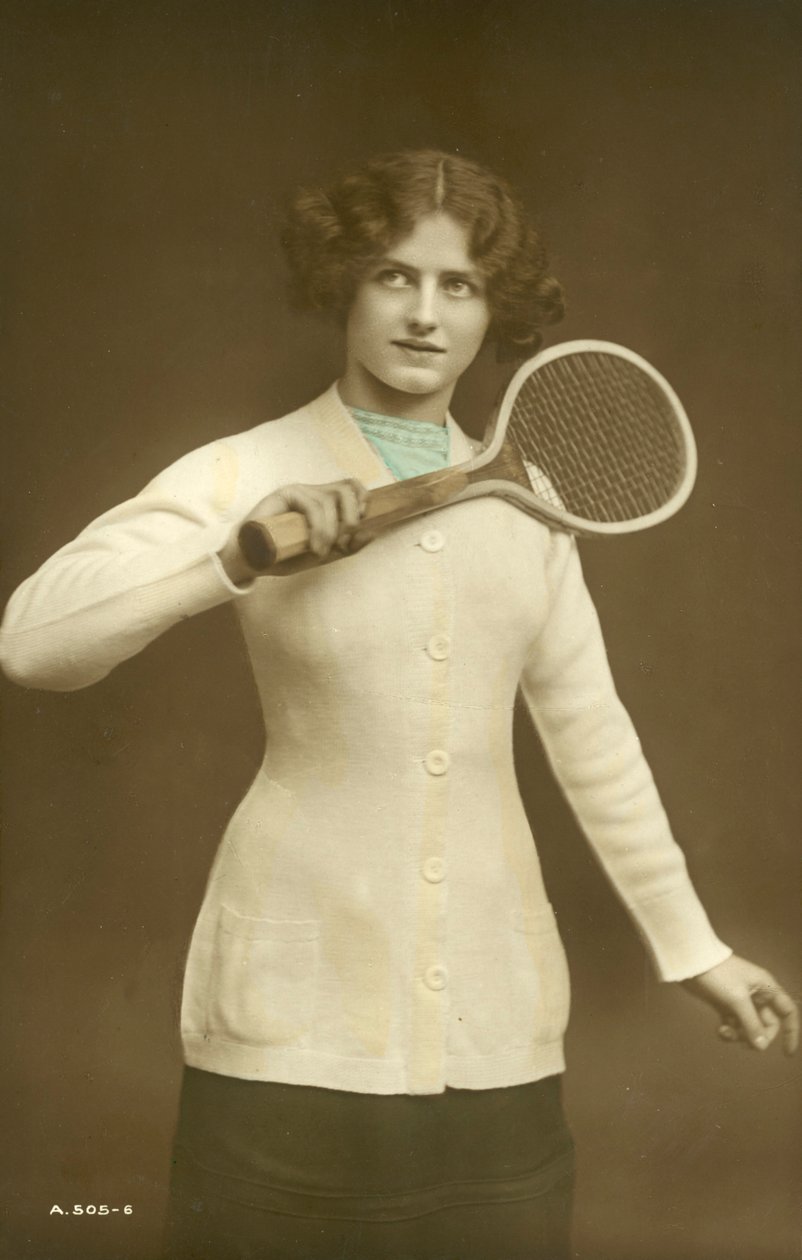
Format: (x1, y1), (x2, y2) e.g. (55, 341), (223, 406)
(376, 268), (410, 288)
(443, 276), (477, 298)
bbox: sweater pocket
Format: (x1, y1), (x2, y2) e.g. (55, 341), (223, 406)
(205, 905), (320, 1047)
(513, 904), (571, 1046)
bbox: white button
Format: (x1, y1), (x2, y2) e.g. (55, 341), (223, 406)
(424, 964), (448, 991)
(420, 529), (444, 553)
(427, 634), (451, 661)
(424, 749), (450, 776)
(423, 857), (446, 883)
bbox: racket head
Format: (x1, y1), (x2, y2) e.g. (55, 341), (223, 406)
(462, 340), (697, 535)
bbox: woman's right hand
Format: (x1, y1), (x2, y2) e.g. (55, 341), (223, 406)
(217, 479), (371, 583)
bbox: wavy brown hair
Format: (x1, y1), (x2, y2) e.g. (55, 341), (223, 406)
(281, 149), (565, 361)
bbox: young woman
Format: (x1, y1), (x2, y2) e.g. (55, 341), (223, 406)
(1, 150), (797, 1260)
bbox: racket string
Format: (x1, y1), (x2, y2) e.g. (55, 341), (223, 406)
(508, 353), (684, 523)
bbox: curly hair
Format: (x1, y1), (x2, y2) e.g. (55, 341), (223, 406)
(281, 149), (565, 361)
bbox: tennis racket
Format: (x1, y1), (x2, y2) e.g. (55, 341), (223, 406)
(238, 340), (697, 572)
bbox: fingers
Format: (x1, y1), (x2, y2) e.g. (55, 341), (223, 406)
(717, 1005), (781, 1049)
(346, 527), (378, 554)
(723, 990), (772, 1051)
(278, 480), (368, 559)
(330, 481), (370, 553)
(761, 984), (800, 1055)
(757, 1004), (782, 1045)
(717, 1021), (739, 1044)
(715, 978), (799, 1056)
(684, 956), (799, 1057)
(748, 980), (799, 1055)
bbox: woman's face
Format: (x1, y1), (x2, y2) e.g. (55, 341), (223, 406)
(339, 212), (491, 421)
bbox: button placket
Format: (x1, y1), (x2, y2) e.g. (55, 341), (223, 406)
(420, 528), (444, 554)
(422, 856), (446, 883)
(426, 633), (451, 661)
(424, 749), (450, 776)
(424, 964), (448, 991)
(409, 518), (452, 1090)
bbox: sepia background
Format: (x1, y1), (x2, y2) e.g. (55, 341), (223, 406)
(1, 2), (800, 1257)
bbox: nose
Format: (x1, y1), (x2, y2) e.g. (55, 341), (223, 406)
(406, 280), (439, 334)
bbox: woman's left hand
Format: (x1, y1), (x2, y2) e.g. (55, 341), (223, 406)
(682, 955), (799, 1055)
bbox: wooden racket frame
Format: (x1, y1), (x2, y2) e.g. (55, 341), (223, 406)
(237, 339), (697, 572)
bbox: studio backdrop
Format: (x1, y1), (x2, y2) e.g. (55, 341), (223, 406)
(1, 3), (799, 1259)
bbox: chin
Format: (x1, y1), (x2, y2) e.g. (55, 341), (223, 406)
(382, 367), (448, 396)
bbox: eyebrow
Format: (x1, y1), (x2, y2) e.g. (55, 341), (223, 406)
(379, 256), (484, 283)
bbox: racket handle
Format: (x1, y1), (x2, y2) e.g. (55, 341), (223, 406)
(238, 512), (310, 570)
(238, 467), (469, 572)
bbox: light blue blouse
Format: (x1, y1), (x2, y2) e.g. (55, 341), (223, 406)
(350, 407), (450, 481)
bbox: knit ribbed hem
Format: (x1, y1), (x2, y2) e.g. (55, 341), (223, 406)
(655, 940), (733, 984)
(182, 1035), (566, 1096)
(445, 1046), (566, 1091)
(626, 885), (733, 981)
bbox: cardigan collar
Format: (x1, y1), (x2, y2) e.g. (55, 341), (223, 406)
(306, 383), (477, 491)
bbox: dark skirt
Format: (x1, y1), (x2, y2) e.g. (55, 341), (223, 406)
(161, 1068), (574, 1260)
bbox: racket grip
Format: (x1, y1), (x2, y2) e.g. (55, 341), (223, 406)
(238, 467), (469, 573)
(238, 513), (310, 570)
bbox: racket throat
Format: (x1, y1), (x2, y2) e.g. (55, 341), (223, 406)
(468, 440), (532, 492)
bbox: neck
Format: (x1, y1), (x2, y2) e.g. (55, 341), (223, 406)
(338, 366), (452, 426)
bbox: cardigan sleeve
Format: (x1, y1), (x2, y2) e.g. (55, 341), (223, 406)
(519, 530), (732, 982)
(0, 439), (255, 692)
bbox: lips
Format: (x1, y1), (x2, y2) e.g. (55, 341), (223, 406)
(392, 340), (446, 353)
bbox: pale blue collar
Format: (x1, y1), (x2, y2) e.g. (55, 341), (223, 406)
(348, 407), (450, 482)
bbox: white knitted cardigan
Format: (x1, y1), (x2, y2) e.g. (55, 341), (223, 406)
(0, 384), (731, 1095)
